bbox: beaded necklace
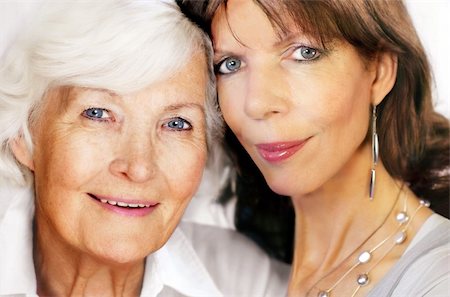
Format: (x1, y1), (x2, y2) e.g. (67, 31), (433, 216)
(303, 186), (429, 297)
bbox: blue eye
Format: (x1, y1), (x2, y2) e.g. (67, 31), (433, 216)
(215, 57), (242, 74)
(82, 108), (111, 121)
(166, 117), (192, 131)
(292, 46), (320, 61)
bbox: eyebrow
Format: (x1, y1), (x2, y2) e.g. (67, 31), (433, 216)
(213, 48), (227, 58)
(163, 103), (205, 115)
(213, 50), (242, 63)
(213, 33), (306, 58)
(64, 87), (113, 105)
(272, 32), (304, 48)
(79, 87), (117, 97)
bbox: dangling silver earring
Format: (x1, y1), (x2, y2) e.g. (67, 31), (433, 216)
(369, 105), (379, 200)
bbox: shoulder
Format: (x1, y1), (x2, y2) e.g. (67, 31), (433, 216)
(0, 185), (36, 295)
(179, 221), (290, 296)
(371, 214), (450, 297)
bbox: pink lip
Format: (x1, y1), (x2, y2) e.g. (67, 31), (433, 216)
(256, 138), (311, 163)
(88, 193), (159, 217)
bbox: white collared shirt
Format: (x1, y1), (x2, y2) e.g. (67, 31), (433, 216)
(0, 186), (289, 297)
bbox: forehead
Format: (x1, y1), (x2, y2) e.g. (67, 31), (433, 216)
(212, 0), (273, 45)
(52, 51), (208, 107)
(211, 0), (300, 52)
(163, 51), (208, 92)
(212, 0), (343, 52)
(142, 51), (208, 104)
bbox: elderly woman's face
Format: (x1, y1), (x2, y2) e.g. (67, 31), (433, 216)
(25, 53), (208, 263)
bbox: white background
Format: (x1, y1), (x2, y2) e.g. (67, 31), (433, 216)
(406, 0), (449, 117)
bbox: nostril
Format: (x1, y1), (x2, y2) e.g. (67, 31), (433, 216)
(244, 101), (286, 120)
(109, 156), (156, 183)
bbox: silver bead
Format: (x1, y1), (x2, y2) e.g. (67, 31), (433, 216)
(420, 200), (431, 207)
(394, 230), (407, 244)
(318, 290), (330, 297)
(358, 251), (372, 264)
(395, 211), (409, 224)
(357, 273), (370, 286)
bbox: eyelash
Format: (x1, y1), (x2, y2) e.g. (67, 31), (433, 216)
(82, 107), (112, 122)
(214, 57), (242, 75)
(82, 108), (193, 133)
(291, 45), (322, 62)
(163, 117), (192, 131)
(214, 45), (322, 75)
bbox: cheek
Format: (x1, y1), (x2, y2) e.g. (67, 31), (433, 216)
(152, 143), (206, 238)
(34, 131), (109, 192)
(31, 131), (109, 246)
(329, 83), (372, 133)
(176, 152), (206, 197)
(218, 81), (243, 134)
(294, 71), (372, 130)
(158, 141), (207, 202)
(32, 129), (114, 232)
(304, 85), (372, 171)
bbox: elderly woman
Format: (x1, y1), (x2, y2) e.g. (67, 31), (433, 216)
(180, 0), (449, 296)
(0, 1), (289, 296)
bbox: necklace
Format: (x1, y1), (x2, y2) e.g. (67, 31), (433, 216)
(304, 184), (404, 297)
(346, 199), (429, 297)
(311, 193), (429, 297)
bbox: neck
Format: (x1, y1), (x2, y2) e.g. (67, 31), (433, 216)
(33, 221), (145, 297)
(288, 144), (406, 295)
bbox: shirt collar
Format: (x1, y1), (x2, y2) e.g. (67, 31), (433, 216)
(0, 186), (222, 297)
(143, 227), (223, 297)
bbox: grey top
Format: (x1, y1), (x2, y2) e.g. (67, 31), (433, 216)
(368, 214), (450, 297)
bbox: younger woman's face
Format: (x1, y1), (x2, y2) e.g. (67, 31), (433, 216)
(211, 0), (389, 197)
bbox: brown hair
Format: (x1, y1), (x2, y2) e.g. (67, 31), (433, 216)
(178, 0), (449, 262)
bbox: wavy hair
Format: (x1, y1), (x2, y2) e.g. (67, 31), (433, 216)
(0, 0), (223, 187)
(179, 0), (449, 263)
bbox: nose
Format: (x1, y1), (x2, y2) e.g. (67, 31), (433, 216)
(109, 134), (156, 183)
(244, 66), (290, 120)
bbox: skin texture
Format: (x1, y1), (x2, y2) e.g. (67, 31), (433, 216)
(12, 52), (208, 296)
(211, 1), (432, 296)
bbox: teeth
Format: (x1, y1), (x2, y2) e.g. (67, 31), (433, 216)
(100, 198), (151, 208)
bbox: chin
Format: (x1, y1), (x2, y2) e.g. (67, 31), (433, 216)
(268, 184), (295, 197)
(98, 247), (149, 267)
(264, 172), (315, 197)
(88, 238), (157, 266)
(263, 174), (295, 196)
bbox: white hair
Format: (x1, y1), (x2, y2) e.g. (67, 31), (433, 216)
(0, 0), (223, 187)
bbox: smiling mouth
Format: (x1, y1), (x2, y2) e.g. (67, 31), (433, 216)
(88, 193), (155, 209)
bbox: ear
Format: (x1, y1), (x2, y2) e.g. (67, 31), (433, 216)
(370, 52), (398, 106)
(9, 134), (34, 171)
